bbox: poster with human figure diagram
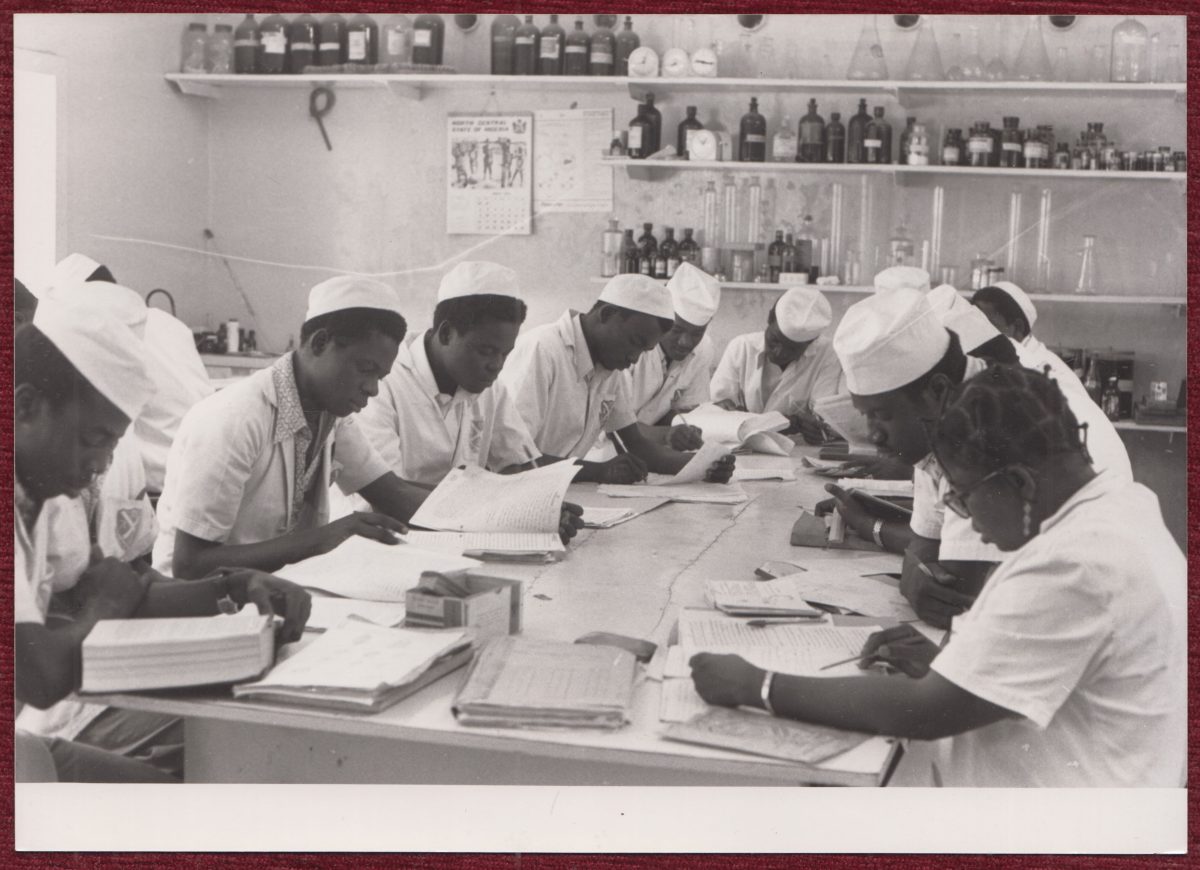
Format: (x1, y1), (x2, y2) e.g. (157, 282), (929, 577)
(446, 113), (532, 236)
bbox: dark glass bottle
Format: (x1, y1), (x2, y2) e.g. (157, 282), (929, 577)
(234, 14), (259, 73)
(846, 98), (871, 164)
(739, 97), (767, 162)
(660, 227), (680, 277)
(898, 116), (916, 165)
(942, 128), (964, 166)
(412, 14), (445, 65)
(538, 15), (565, 75)
(589, 20), (615, 76)
(677, 228), (700, 265)
(783, 232), (798, 274)
(637, 223), (658, 276)
(615, 16), (640, 76)
(864, 106), (891, 164)
(563, 18), (590, 75)
(317, 14), (347, 67)
(620, 229), (640, 274)
(797, 98), (825, 163)
(346, 14), (378, 66)
(491, 14), (519, 75)
(767, 230), (786, 282)
(642, 94), (662, 155)
(987, 121), (1002, 167)
(1000, 116), (1024, 167)
(677, 106), (703, 159)
(286, 14), (320, 74)
(825, 111), (845, 163)
(257, 13), (288, 74)
(627, 104), (653, 158)
(513, 15), (540, 75)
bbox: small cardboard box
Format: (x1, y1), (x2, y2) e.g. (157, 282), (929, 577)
(405, 572), (523, 641)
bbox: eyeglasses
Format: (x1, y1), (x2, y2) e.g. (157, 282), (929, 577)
(941, 466), (1010, 519)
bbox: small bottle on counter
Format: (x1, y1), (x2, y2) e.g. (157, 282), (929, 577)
(678, 228), (700, 265)
(627, 103), (652, 158)
(491, 14), (520, 75)
(207, 24), (233, 74)
(317, 14), (347, 67)
(380, 14), (413, 65)
(1024, 127), (1050, 169)
(796, 99), (825, 163)
(1000, 116), (1023, 167)
(738, 97), (767, 162)
(1054, 142), (1072, 169)
(677, 106), (703, 159)
(539, 15), (566, 75)
(825, 112), (845, 163)
(411, 14), (445, 66)
(181, 22), (208, 74)
(287, 14), (320, 74)
(897, 116), (916, 166)
(967, 122), (992, 168)
(513, 16), (540, 75)
(257, 13), (288, 74)
(942, 128), (964, 166)
(234, 14), (259, 74)
(563, 18), (591, 75)
(615, 17), (640, 76)
(601, 219), (623, 278)
(346, 14), (378, 66)
(589, 18), (616, 76)
(772, 115), (797, 163)
(620, 229), (640, 274)
(846, 98), (871, 164)
(864, 106), (891, 164)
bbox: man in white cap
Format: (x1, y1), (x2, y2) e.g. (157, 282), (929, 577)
(971, 280), (1088, 393)
(154, 276), (433, 579)
(15, 301), (310, 781)
(356, 262), (583, 541)
(43, 253), (214, 494)
(622, 263), (720, 451)
(709, 286), (844, 441)
(873, 264), (931, 294)
(501, 274), (735, 484)
(925, 284), (1020, 364)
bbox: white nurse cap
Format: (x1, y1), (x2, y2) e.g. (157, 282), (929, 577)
(42, 253), (107, 298)
(774, 286), (832, 343)
(833, 288), (949, 396)
(873, 265), (931, 294)
(927, 284), (1001, 353)
(989, 280), (1038, 330)
(45, 280), (149, 340)
(666, 262), (720, 326)
(437, 261), (522, 302)
(306, 275), (402, 323)
(598, 273), (675, 321)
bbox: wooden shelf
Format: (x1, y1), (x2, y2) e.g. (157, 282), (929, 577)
(589, 276), (871, 294)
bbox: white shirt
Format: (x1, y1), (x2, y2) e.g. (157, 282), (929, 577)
(14, 481), (53, 626)
(500, 311), (638, 458)
(356, 331), (539, 486)
(930, 473), (1186, 787)
(709, 332), (844, 415)
(135, 309), (214, 492)
(624, 335), (716, 425)
(153, 353), (390, 574)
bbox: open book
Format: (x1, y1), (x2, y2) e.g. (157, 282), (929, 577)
(80, 609), (274, 693)
(453, 637), (638, 730)
(406, 462), (583, 562)
(679, 403), (793, 456)
(233, 619), (473, 713)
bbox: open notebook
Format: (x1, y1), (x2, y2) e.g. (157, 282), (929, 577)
(406, 461), (583, 562)
(679, 403), (792, 456)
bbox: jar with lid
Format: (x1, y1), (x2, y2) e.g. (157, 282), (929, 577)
(942, 128), (964, 166)
(1054, 142), (1072, 170)
(1101, 141), (1121, 171)
(1023, 128), (1049, 169)
(1000, 117), (1023, 167)
(907, 124), (930, 165)
(317, 14), (347, 67)
(206, 24), (234, 74)
(1172, 151), (1186, 172)
(257, 13), (288, 74)
(411, 14), (445, 66)
(181, 22), (208, 74)
(346, 14), (378, 66)
(380, 15), (413, 65)
(967, 123), (992, 168)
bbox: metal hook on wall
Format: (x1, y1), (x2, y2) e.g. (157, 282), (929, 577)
(309, 86), (336, 151)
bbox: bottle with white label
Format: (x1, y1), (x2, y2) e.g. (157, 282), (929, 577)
(590, 19), (615, 76)
(316, 14), (346, 67)
(346, 14), (378, 66)
(513, 16), (540, 75)
(908, 124), (930, 165)
(627, 104), (652, 159)
(1000, 116), (1024, 168)
(286, 14), (320, 74)
(677, 106), (703, 159)
(772, 115), (797, 163)
(738, 97), (766, 162)
(257, 14), (288, 75)
(412, 14), (444, 66)
(864, 106), (891, 164)
(538, 15), (565, 75)
(380, 14), (412, 65)
(564, 18), (590, 75)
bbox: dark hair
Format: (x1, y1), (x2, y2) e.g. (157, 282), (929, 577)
(15, 278), (38, 317)
(88, 264), (116, 284)
(16, 324), (98, 407)
(971, 333), (1020, 364)
(898, 329), (968, 399)
(972, 286), (1030, 339)
(933, 363), (1089, 474)
(300, 307), (407, 345)
(433, 294), (527, 334)
(589, 301), (673, 333)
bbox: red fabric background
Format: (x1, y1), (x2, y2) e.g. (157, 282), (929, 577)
(0, 1), (1193, 864)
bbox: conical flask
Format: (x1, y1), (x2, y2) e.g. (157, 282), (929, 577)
(847, 14), (889, 80)
(1013, 15), (1053, 81)
(903, 16), (945, 80)
(959, 24), (985, 80)
(1074, 235), (1099, 295)
(985, 53), (1009, 81)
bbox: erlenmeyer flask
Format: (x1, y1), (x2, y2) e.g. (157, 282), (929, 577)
(847, 14), (889, 80)
(960, 25), (985, 80)
(985, 53), (1009, 81)
(904, 16), (944, 80)
(1110, 17), (1149, 82)
(945, 32), (965, 80)
(1013, 15), (1053, 81)
(1074, 235), (1099, 295)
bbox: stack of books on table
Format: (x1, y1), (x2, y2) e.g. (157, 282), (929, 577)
(453, 637), (637, 730)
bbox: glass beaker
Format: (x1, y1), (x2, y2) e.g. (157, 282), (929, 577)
(1074, 235), (1098, 295)
(903, 16), (945, 80)
(1110, 17), (1149, 82)
(847, 14), (889, 80)
(1013, 15), (1053, 81)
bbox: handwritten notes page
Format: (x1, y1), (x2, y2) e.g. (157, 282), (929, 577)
(405, 530), (564, 560)
(779, 569), (917, 622)
(409, 461), (582, 534)
(682, 404), (790, 446)
(706, 578), (823, 616)
(659, 678), (714, 723)
(665, 707), (873, 766)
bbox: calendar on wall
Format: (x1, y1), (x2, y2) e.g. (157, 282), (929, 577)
(446, 113), (533, 236)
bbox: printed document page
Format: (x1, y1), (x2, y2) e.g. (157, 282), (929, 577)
(409, 461), (582, 533)
(779, 569), (918, 622)
(306, 598), (408, 632)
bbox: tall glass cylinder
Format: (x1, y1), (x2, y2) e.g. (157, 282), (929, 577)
(745, 176), (763, 246)
(929, 184), (945, 279)
(1006, 190), (1023, 280)
(721, 176), (739, 248)
(1034, 188), (1052, 292)
(1110, 17), (1150, 82)
(702, 181), (719, 248)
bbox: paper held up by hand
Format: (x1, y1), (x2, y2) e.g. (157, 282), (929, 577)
(811, 394), (875, 453)
(409, 461), (582, 534)
(679, 404), (792, 456)
(639, 440), (732, 486)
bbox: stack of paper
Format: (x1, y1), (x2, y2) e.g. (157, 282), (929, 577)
(405, 531), (564, 563)
(777, 569), (917, 622)
(81, 610), (274, 693)
(233, 619), (473, 713)
(706, 578), (825, 618)
(275, 536), (481, 601)
(407, 462), (583, 561)
(679, 404), (793, 456)
(580, 498), (670, 529)
(599, 481), (748, 505)
(453, 637), (637, 730)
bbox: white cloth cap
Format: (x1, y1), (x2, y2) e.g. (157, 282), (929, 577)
(44, 280), (148, 340)
(833, 288), (950, 396)
(989, 280), (1039, 330)
(666, 262), (721, 326)
(874, 265), (931, 294)
(437, 261), (522, 302)
(42, 253), (106, 299)
(774, 286), (832, 343)
(597, 274), (675, 321)
(306, 275), (402, 322)
(927, 284), (1000, 353)
(32, 297), (154, 421)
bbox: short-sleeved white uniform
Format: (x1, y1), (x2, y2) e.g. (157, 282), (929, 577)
(929, 473), (1186, 787)
(499, 311), (638, 458)
(624, 335), (716, 426)
(709, 332), (844, 415)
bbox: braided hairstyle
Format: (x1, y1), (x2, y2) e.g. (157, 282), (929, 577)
(933, 363), (1091, 474)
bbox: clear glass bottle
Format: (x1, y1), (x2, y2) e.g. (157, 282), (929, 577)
(513, 15), (540, 75)
(985, 48), (1009, 81)
(846, 14), (889, 80)
(380, 14), (413, 65)
(615, 17), (640, 76)
(739, 97), (767, 162)
(601, 219), (623, 278)
(539, 15), (566, 75)
(846, 98), (871, 164)
(207, 23), (234, 74)
(904, 16), (945, 80)
(1149, 33), (1163, 83)
(898, 116), (916, 165)
(970, 252), (994, 290)
(908, 123), (930, 165)
(1083, 356), (1102, 404)
(864, 106), (891, 164)
(888, 222), (914, 266)
(702, 181), (720, 249)
(563, 18), (590, 76)
(677, 106), (703, 159)
(1012, 14), (1053, 81)
(825, 112), (846, 163)
(181, 22), (208, 74)
(589, 19), (616, 76)
(1000, 117), (1024, 168)
(1110, 17), (1150, 82)
(797, 99), (825, 163)
(945, 32), (965, 81)
(772, 115), (798, 163)
(490, 14), (520, 74)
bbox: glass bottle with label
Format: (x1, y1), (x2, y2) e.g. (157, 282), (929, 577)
(234, 14), (260, 73)
(564, 19), (590, 75)
(513, 16), (540, 75)
(677, 106), (703, 159)
(661, 228), (681, 277)
(615, 17), (640, 76)
(797, 99), (825, 163)
(654, 237), (669, 279)
(346, 14), (378, 66)
(601, 219), (623, 278)
(897, 116), (916, 165)
(767, 231), (786, 282)
(1110, 17), (1149, 82)
(627, 104), (652, 159)
(942, 128), (964, 166)
(846, 98), (871, 164)
(908, 124), (930, 165)
(589, 19), (616, 76)
(1000, 116), (1024, 168)
(678, 228), (700, 265)
(1102, 377), (1121, 421)
(637, 223), (658, 276)
(1054, 142), (1072, 169)
(257, 13), (288, 74)
(772, 115), (797, 163)
(412, 14), (445, 66)
(181, 22), (208, 74)
(538, 15), (565, 75)
(207, 24), (234, 74)
(620, 229), (640, 274)
(491, 14), (520, 75)
(825, 112), (845, 163)
(864, 107), (891, 164)
(316, 14), (346, 67)
(286, 14), (320, 74)
(643, 94), (662, 155)
(1024, 128), (1049, 169)
(380, 14), (413, 65)
(965, 122), (991, 168)
(739, 97), (767, 162)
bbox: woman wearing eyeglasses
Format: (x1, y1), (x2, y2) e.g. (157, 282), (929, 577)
(690, 364), (1185, 787)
